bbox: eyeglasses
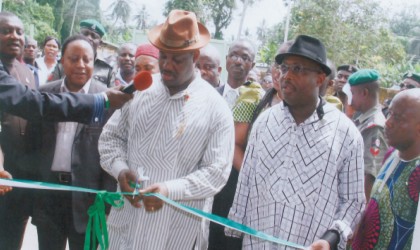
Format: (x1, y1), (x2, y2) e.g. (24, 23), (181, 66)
(196, 64), (217, 71)
(228, 54), (252, 63)
(279, 64), (321, 75)
(400, 83), (416, 89)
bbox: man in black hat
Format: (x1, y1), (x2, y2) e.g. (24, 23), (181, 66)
(226, 35), (365, 250)
(49, 19), (114, 87)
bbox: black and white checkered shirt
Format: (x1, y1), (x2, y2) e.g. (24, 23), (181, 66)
(227, 101), (366, 249)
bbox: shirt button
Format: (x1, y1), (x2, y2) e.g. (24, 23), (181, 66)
(94, 117), (99, 122)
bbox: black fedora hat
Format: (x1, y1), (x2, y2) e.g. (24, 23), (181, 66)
(275, 35), (331, 75)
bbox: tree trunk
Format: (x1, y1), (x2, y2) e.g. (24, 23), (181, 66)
(237, 0), (249, 39)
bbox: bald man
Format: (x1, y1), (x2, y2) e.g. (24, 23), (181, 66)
(115, 43), (136, 86)
(197, 44), (222, 87)
(352, 88), (420, 250)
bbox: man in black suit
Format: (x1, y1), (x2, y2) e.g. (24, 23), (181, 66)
(0, 11), (39, 249)
(31, 35), (116, 250)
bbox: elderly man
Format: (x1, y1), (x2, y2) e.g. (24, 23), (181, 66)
(50, 19), (114, 87)
(115, 43), (136, 86)
(349, 69), (388, 200)
(217, 39), (257, 108)
(134, 43), (160, 74)
(226, 35), (365, 250)
(196, 44), (223, 87)
(209, 38), (263, 250)
(99, 10), (234, 249)
(351, 88), (420, 250)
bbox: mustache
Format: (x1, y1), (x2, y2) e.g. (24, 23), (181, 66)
(7, 41), (21, 46)
(161, 70), (174, 76)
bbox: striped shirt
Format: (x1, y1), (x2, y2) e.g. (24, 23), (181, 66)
(226, 101), (366, 249)
(99, 73), (234, 249)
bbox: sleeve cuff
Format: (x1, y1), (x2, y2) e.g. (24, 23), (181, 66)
(110, 160), (129, 180)
(164, 179), (188, 200)
(330, 220), (353, 249)
(92, 93), (105, 124)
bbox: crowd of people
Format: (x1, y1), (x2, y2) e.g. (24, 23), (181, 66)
(0, 8), (419, 250)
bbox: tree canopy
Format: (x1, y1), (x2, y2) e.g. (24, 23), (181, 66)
(3, 0), (58, 43)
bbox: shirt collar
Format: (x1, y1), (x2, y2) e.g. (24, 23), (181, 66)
(161, 72), (199, 100)
(283, 96), (325, 121)
(223, 82), (240, 97)
(115, 69), (131, 86)
(60, 77), (92, 94)
(354, 105), (381, 124)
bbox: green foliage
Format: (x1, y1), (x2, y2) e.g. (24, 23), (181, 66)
(3, 0), (58, 43)
(133, 5), (149, 30)
(203, 0), (236, 39)
(254, 0), (416, 88)
(257, 22), (285, 65)
(287, 0), (408, 87)
(108, 0), (132, 27)
(163, 0), (207, 23)
(390, 5), (420, 38)
(375, 59), (420, 88)
(60, 0), (101, 41)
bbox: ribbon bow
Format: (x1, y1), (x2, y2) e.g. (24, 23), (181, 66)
(84, 191), (124, 250)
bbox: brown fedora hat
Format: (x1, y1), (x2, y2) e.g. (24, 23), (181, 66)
(148, 10), (210, 53)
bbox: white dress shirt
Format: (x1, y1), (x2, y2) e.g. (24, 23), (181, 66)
(222, 83), (240, 109)
(99, 73), (234, 249)
(51, 79), (91, 172)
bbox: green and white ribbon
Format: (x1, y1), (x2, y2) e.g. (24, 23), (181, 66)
(0, 178), (305, 250)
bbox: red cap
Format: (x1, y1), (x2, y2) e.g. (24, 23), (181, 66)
(135, 43), (159, 59)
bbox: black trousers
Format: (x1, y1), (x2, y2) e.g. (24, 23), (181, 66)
(208, 168), (243, 250)
(0, 188), (33, 250)
(0, 164), (35, 250)
(33, 173), (86, 250)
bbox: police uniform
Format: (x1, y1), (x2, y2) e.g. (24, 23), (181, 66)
(349, 69), (388, 178)
(353, 105), (387, 177)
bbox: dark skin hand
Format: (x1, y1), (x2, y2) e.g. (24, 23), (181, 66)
(308, 239), (330, 250)
(118, 169), (142, 208)
(118, 169), (168, 212)
(0, 170), (12, 195)
(140, 183), (168, 212)
(106, 86), (133, 109)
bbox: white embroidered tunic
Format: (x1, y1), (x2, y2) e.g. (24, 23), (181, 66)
(99, 73), (234, 250)
(226, 101), (366, 249)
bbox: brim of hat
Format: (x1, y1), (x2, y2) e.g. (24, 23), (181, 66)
(147, 22), (210, 53)
(275, 52), (332, 75)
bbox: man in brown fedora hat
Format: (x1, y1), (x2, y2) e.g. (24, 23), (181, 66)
(226, 35), (365, 250)
(99, 9), (234, 249)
